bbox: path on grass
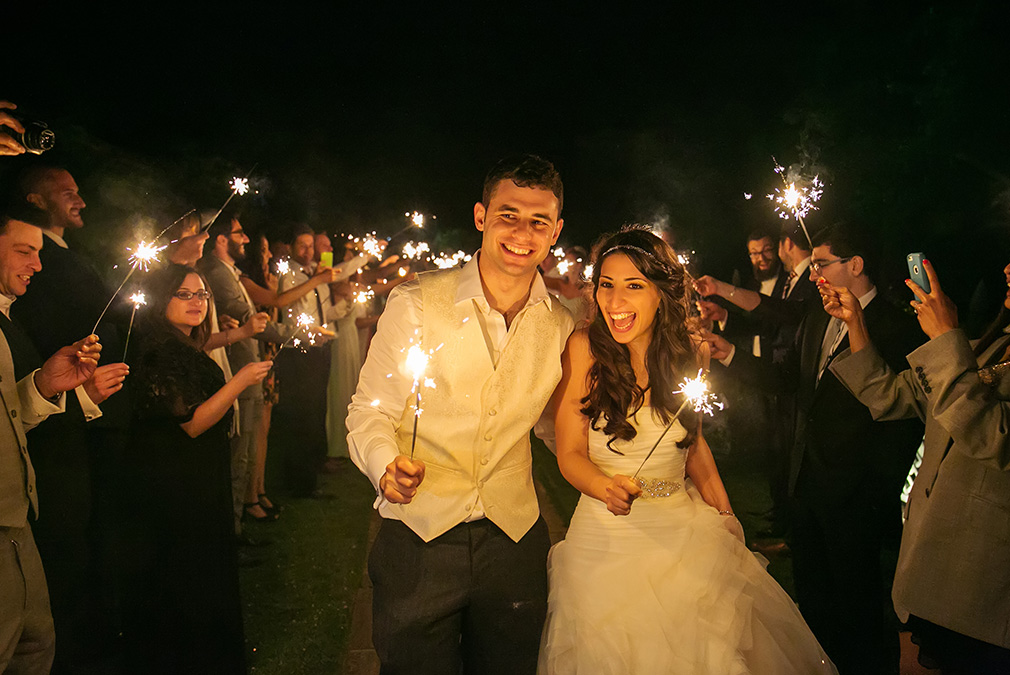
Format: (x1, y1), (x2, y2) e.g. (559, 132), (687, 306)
(343, 480), (569, 674)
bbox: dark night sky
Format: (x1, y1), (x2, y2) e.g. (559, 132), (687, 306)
(6, 3), (1010, 322)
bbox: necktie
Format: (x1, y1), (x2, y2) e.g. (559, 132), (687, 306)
(780, 271), (797, 299)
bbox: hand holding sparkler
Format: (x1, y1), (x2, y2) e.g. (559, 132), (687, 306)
(631, 370), (723, 480)
(83, 363), (130, 405)
(602, 475), (644, 517)
(34, 335), (102, 400)
(379, 456), (426, 504)
(404, 344), (431, 460)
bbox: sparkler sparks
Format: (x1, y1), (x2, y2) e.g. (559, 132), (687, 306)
(632, 370), (723, 479)
(553, 246), (565, 259)
(582, 263), (595, 282)
(362, 234), (384, 259)
(127, 240), (168, 272)
(767, 157), (824, 249)
(431, 251), (471, 269)
(354, 288), (375, 304)
(556, 260), (572, 276)
(401, 241), (431, 261)
(404, 343), (436, 459)
(129, 292), (146, 307)
(122, 291), (148, 360)
(275, 258), (290, 276)
(230, 177), (250, 195)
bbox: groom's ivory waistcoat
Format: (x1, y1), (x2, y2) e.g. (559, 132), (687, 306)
(392, 268), (568, 542)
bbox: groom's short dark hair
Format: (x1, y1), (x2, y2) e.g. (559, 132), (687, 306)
(482, 154), (564, 214)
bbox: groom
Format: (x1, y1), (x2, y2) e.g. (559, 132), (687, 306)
(347, 154), (574, 674)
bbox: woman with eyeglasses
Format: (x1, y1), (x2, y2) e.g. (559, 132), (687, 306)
(120, 263), (272, 674)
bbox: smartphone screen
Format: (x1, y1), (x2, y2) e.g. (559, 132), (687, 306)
(319, 251), (333, 268)
(906, 253), (931, 294)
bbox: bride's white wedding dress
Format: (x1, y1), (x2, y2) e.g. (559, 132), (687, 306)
(538, 408), (837, 674)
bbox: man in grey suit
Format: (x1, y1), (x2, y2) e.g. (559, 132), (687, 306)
(199, 213), (276, 536)
(825, 258), (1010, 674)
(0, 202), (103, 674)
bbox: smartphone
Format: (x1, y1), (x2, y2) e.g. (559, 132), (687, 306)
(319, 251), (333, 269)
(906, 252), (931, 294)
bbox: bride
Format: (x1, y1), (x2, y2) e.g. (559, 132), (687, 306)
(538, 227), (837, 674)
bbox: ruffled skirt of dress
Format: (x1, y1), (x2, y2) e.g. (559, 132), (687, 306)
(538, 489), (837, 675)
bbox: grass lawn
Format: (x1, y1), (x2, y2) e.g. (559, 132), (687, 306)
(240, 455), (376, 674)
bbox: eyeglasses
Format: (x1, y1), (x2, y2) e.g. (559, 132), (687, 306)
(229, 228), (245, 237)
(810, 257), (853, 274)
(748, 247), (776, 259)
(172, 290), (213, 301)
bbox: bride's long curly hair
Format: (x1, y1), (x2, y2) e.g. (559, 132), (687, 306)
(581, 226), (698, 452)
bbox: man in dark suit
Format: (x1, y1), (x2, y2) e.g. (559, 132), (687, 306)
(707, 224), (924, 674)
(697, 225), (818, 537)
(10, 165), (130, 671)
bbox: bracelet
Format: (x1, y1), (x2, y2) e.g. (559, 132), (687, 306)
(718, 509), (735, 517)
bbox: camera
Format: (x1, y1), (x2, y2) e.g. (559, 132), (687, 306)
(1, 112), (55, 154)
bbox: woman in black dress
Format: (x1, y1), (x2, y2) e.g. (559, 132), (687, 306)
(121, 263), (272, 673)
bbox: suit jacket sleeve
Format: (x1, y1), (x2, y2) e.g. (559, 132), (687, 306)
(830, 343), (926, 423)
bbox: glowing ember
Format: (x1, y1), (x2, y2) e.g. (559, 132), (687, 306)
(230, 177), (250, 195)
(405, 344), (430, 390)
(677, 369), (724, 417)
(127, 240), (168, 271)
(401, 241), (431, 260)
(129, 292), (147, 307)
(362, 234), (384, 259)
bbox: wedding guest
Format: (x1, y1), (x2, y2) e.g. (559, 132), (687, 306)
(824, 258), (1010, 674)
(0, 200), (103, 675)
(120, 263), (271, 674)
(705, 224), (924, 673)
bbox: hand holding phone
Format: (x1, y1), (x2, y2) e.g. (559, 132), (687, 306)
(907, 253), (931, 295)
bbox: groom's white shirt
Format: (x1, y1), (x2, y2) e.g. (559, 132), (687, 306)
(347, 253), (573, 542)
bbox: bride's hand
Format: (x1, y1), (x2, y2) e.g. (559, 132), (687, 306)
(605, 475), (642, 516)
(720, 513), (745, 544)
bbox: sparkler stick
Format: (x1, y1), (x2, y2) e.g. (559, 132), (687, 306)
(273, 312), (315, 358)
(631, 370), (723, 479)
(201, 165), (258, 233)
(122, 292), (146, 360)
(92, 240), (167, 333)
(767, 157), (823, 250)
(389, 211), (428, 241)
(404, 344), (431, 459)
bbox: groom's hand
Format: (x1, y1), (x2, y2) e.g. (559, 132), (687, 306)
(380, 455), (426, 504)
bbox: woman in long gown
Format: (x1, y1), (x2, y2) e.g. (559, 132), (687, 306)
(539, 227), (837, 674)
(121, 264), (273, 674)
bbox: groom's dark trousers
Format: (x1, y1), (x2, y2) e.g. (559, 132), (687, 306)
(368, 516), (550, 675)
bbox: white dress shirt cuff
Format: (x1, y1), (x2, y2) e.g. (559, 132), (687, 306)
(19, 370), (66, 426)
(719, 344), (736, 368)
(75, 385), (104, 422)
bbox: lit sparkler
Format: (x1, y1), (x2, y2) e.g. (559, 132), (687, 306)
(767, 157), (823, 249)
(401, 241), (431, 261)
(354, 287), (375, 304)
(632, 369), (723, 479)
(431, 251), (471, 269)
(556, 260), (572, 276)
(582, 263), (595, 282)
(553, 246), (565, 259)
(230, 177), (250, 195)
(122, 292), (146, 360)
(362, 233), (384, 259)
(201, 165), (257, 233)
(274, 312), (318, 357)
(92, 239), (169, 333)
(389, 210), (430, 241)
(275, 258), (290, 277)
(404, 344), (432, 459)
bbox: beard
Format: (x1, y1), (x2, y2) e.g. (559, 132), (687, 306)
(228, 239), (246, 262)
(753, 262), (780, 282)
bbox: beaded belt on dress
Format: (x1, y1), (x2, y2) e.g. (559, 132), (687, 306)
(633, 477), (682, 498)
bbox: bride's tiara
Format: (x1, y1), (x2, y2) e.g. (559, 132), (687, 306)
(598, 244), (675, 277)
